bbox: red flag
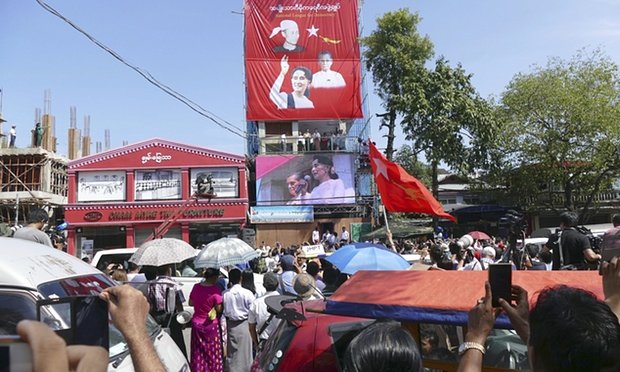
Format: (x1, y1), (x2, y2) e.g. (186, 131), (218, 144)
(368, 141), (456, 222)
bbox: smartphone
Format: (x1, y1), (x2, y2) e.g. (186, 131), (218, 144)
(37, 295), (109, 350)
(601, 230), (620, 262)
(0, 336), (33, 372)
(488, 263), (512, 308)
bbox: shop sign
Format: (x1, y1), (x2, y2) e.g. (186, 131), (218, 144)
(83, 211), (103, 222)
(141, 152), (172, 164)
(107, 208), (225, 222)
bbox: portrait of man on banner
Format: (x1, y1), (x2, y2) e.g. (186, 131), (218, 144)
(244, 0), (363, 121)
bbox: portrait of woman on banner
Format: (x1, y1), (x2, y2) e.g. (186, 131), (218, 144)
(269, 55), (314, 110)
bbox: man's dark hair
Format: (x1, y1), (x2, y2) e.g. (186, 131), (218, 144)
(27, 208), (49, 224)
(529, 285), (620, 371)
(613, 214), (620, 227)
(420, 329), (439, 349)
(306, 261), (320, 276)
(228, 268), (242, 285)
(343, 321), (423, 372)
(559, 211), (579, 228)
(429, 244), (444, 264)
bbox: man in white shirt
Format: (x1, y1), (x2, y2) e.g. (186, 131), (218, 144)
(312, 227), (320, 244)
(340, 226), (350, 244)
(223, 268), (255, 371)
(249, 272), (281, 348)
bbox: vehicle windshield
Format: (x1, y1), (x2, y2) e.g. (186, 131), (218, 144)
(37, 274), (161, 358)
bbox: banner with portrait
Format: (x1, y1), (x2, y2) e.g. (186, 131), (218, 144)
(244, 0), (363, 121)
(190, 168), (239, 198)
(256, 153), (356, 205)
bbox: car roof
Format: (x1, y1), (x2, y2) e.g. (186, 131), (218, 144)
(0, 237), (103, 289)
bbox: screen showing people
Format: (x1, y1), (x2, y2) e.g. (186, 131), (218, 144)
(244, 0), (362, 120)
(256, 154), (356, 206)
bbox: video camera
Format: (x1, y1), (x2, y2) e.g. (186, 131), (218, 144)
(498, 210), (528, 235)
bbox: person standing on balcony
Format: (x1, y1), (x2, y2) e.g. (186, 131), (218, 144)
(9, 125), (16, 147)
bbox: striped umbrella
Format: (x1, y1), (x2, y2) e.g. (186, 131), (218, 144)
(194, 237), (259, 269)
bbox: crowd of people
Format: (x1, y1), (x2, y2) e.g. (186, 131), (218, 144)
(10, 211), (620, 372)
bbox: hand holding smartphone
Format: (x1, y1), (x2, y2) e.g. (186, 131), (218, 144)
(0, 336), (32, 372)
(489, 263), (512, 308)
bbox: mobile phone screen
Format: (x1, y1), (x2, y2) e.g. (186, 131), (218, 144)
(37, 296), (109, 350)
(601, 230), (620, 262)
(0, 337), (32, 372)
(488, 263), (512, 308)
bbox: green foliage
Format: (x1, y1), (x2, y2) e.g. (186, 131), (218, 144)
(393, 144), (432, 186)
(398, 57), (497, 174)
(360, 9), (433, 109)
(487, 49), (620, 217)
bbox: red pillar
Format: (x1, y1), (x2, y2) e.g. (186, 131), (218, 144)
(181, 223), (190, 244)
(67, 228), (76, 256)
(126, 226), (135, 248)
(126, 171), (135, 202)
(181, 170), (190, 199)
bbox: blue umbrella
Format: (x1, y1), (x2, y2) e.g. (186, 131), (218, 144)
(326, 242), (410, 275)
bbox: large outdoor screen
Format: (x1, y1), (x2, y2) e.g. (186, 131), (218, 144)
(256, 154), (356, 205)
(244, 0), (362, 121)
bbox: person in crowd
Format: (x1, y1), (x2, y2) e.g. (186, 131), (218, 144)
(50, 232), (67, 251)
(343, 321), (423, 372)
(278, 254), (298, 295)
(270, 19), (305, 53)
(241, 268), (260, 297)
(248, 272), (281, 349)
(306, 155), (346, 204)
(306, 261), (326, 291)
(188, 267), (223, 372)
(126, 261), (146, 282)
(292, 272), (322, 300)
(110, 268), (128, 283)
(546, 211), (601, 270)
(321, 261), (340, 297)
(311, 51), (346, 88)
(340, 226), (350, 244)
(148, 264), (187, 358)
(428, 244), (453, 270)
(521, 243), (547, 270)
(222, 268), (254, 371)
(454, 245), (482, 271)
(9, 124), (16, 147)
(270, 55), (314, 109)
(420, 329), (440, 356)
(612, 214), (620, 228)
(312, 226), (320, 244)
(480, 246), (496, 270)
(312, 128), (321, 151)
(458, 278), (620, 372)
(12, 207), (53, 247)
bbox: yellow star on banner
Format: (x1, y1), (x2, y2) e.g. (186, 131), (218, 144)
(394, 183), (424, 206)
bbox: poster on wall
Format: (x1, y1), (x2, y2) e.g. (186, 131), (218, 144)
(77, 171), (126, 202)
(256, 153), (356, 205)
(250, 205), (314, 223)
(244, 0), (362, 121)
(135, 170), (182, 200)
(190, 168), (239, 198)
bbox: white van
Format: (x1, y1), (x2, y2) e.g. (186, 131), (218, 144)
(0, 237), (189, 371)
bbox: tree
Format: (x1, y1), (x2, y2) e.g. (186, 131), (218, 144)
(486, 50), (620, 221)
(360, 9), (433, 160)
(397, 57), (497, 200)
(393, 144), (432, 187)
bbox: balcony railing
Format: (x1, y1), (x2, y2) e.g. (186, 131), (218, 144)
(258, 135), (366, 155)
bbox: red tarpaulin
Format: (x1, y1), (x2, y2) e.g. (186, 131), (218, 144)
(244, 0), (363, 121)
(325, 270), (604, 327)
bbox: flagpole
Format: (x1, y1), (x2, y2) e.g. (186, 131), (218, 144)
(382, 206), (396, 252)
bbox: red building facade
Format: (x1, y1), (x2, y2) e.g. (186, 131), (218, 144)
(64, 138), (248, 257)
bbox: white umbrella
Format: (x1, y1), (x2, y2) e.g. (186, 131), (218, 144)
(194, 237), (259, 269)
(129, 238), (197, 266)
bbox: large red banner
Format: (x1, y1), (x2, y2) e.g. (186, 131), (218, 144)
(244, 0), (363, 121)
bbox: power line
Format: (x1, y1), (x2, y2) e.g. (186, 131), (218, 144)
(35, 0), (247, 139)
